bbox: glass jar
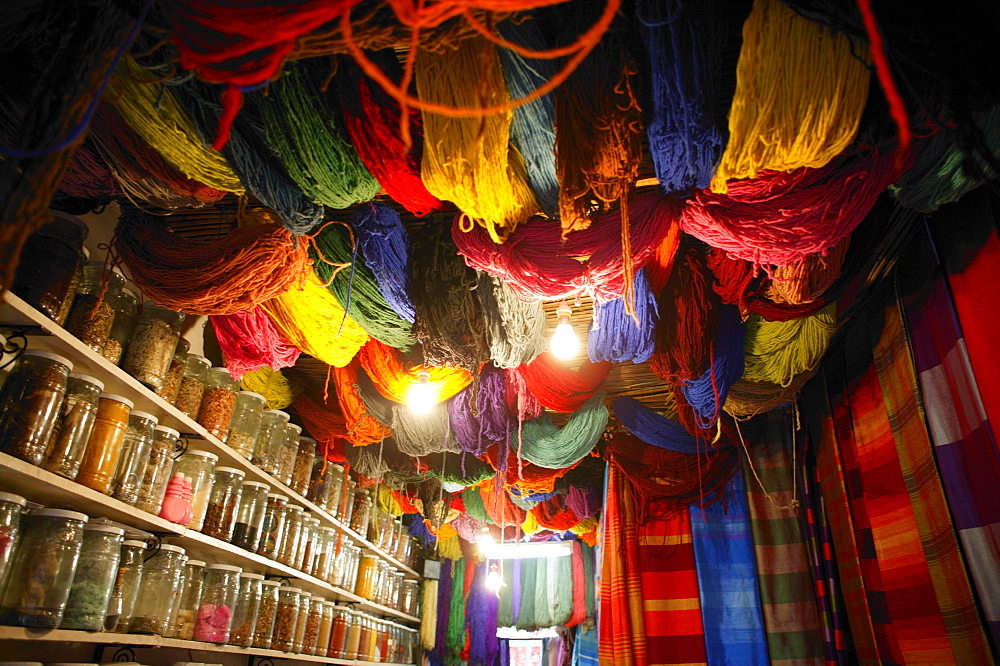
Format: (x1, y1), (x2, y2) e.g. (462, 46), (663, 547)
(325, 463), (346, 514)
(410, 536), (422, 569)
(155, 337), (189, 403)
(122, 301), (185, 390)
(290, 436), (317, 496)
(252, 409), (289, 475)
(307, 456), (332, 508)
(231, 480), (270, 551)
(228, 572), (263, 647)
(391, 571), (405, 610)
(0, 492), (25, 588)
(135, 425), (181, 515)
(64, 262), (123, 353)
(0, 349), (72, 465)
(339, 479), (357, 525)
(355, 612), (372, 661)
(373, 560), (388, 604)
(276, 423), (301, 486)
(401, 579), (420, 617)
(103, 286), (139, 365)
(174, 354), (210, 419)
(201, 466), (245, 541)
(129, 543), (186, 635)
(347, 546), (362, 592)
(196, 367), (237, 441)
(173, 449), (218, 531)
(277, 506), (303, 567)
(328, 605), (350, 658)
(170, 559), (205, 640)
(76, 393), (133, 494)
(344, 608), (362, 660)
(108, 539), (146, 632)
(61, 523), (124, 630)
(354, 552), (379, 600)
(301, 594), (323, 655)
(396, 524), (413, 564)
(316, 600), (335, 656)
(257, 493), (287, 558)
(298, 516), (320, 573)
(368, 508), (390, 549)
(228, 391), (265, 459)
(386, 515), (401, 556)
(329, 535), (352, 588)
(41, 372), (102, 479)
(293, 591), (312, 653)
(349, 488), (372, 535)
(377, 618), (389, 662)
(193, 563), (241, 643)
(0, 508), (88, 627)
(271, 586), (301, 652)
(251, 580), (280, 649)
(110, 410), (158, 505)
(11, 211), (88, 323)
(313, 527), (334, 581)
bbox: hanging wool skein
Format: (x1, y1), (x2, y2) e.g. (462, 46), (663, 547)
(449, 363), (515, 457)
(392, 401), (458, 457)
(258, 59), (381, 209)
(588, 268), (659, 364)
(58, 144), (120, 200)
(514, 393), (608, 469)
(742, 302), (837, 387)
(336, 52), (443, 217)
(359, 339), (472, 408)
(113, 207), (310, 315)
(706, 247), (830, 321)
(210, 306), (302, 378)
(476, 272), (546, 369)
(416, 35), (539, 243)
(331, 360), (392, 446)
(351, 203), (416, 323)
(239, 367), (299, 409)
(355, 368), (396, 428)
(709, 0), (871, 193)
(514, 354), (610, 414)
(766, 236), (850, 305)
(724, 370), (816, 419)
(681, 306), (746, 429)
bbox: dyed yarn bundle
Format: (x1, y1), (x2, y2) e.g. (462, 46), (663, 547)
(449, 363), (515, 457)
(681, 306), (746, 428)
(239, 367), (299, 409)
(515, 393), (609, 470)
(331, 360), (392, 445)
(58, 144), (119, 200)
(767, 236), (850, 305)
(612, 396), (702, 454)
(351, 203), (416, 323)
(476, 273), (546, 369)
(210, 306), (302, 378)
(588, 269), (658, 364)
(514, 354), (611, 413)
(359, 339), (472, 406)
(724, 369), (816, 419)
(392, 402), (457, 457)
(355, 368), (396, 427)
(113, 207), (310, 315)
(742, 303), (837, 387)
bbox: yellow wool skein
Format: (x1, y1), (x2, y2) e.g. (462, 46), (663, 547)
(420, 578), (439, 650)
(261, 272), (369, 367)
(239, 367), (298, 410)
(742, 303), (837, 387)
(375, 484), (403, 516)
(710, 0), (870, 193)
(436, 533), (464, 561)
(417, 36), (539, 243)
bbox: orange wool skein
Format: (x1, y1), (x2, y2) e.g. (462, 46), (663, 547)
(358, 339), (473, 405)
(331, 360), (393, 446)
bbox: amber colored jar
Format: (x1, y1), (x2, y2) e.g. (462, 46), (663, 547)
(64, 263), (124, 354)
(327, 605), (350, 658)
(0, 349), (73, 465)
(11, 211), (87, 324)
(196, 367), (237, 441)
(354, 552), (379, 600)
(76, 393), (134, 493)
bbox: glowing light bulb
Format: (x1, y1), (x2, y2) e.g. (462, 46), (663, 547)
(485, 564), (504, 593)
(549, 306), (579, 359)
(478, 530), (496, 554)
(407, 370), (435, 414)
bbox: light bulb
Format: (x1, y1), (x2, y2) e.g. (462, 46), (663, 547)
(485, 564), (504, 593)
(549, 306), (579, 359)
(407, 370), (435, 414)
(478, 531), (496, 553)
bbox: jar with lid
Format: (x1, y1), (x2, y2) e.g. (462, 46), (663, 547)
(174, 354), (210, 419)
(368, 507), (390, 549)
(409, 536), (423, 569)
(297, 515), (319, 573)
(251, 580), (280, 649)
(0, 349), (72, 465)
(339, 479), (357, 525)
(373, 560), (388, 605)
(354, 552), (379, 600)
(0, 492), (26, 587)
(292, 591), (312, 653)
(329, 535), (353, 588)
(122, 301), (185, 390)
(75, 393), (133, 493)
(102, 286), (139, 365)
(129, 543), (186, 635)
(313, 527), (335, 581)
(290, 436), (317, 495)
(316, 600), (335, 656)
(400, 579), (420, 617)
(110, 410), (158, 505)
(228, 391), (265, 459)
(193, 563), (242, 643)
(135, 425), (182, 515)
(347, 546), (362, 592)
(173, 449), (218, 531)
(0, 508), (88, 627)
(196, 367), (237, 441)
(155, 337), (189, 403)
(276, 423), (301, 486)
(325, 463), (346, 514)
(386, 621), (399, 663)
(355, 612), (372, 661)
(61, 523), (124, 630)
(228, 572), (263, 647)
(107, 539), (146, 632)
(276, 505), (303, 567)
(301, 594), (324, 655)
(201, 466), (244, 541)
(349, 488), (372, 535)
(385, 515), (401, 556)
(11, 211), (88, 324)
(327, 605), (350, 658)
(256, 493), (287, 558)
(306, 456), (333, 508)
(231, 480), (270, 551)
(169, 559), (205, 640)
(252, 409), (288, 475)
(64, 262), (124, 353)
(271, 586), (301, 651)
(343, 608), (362, 659)
(41, 372), (102, 480)
(376, 618), (389, 662)
(390, 571), (405, 610)
(395, 522), (412, 564)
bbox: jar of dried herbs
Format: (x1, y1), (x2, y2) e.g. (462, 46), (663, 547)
(228, 571), (263, 647)
(276, 505), (304, 567)
(251, 579), (280, 649)
(290, 436), (316, 496)
(76, 393), (133, 494)
(0, 349), (73, 466)
(271, 586), (301, 652)
(135, 425), (182, 515)
(108, 539), (147, 632)
(61, 523), (124, 631)
(196, 367), (237, 441)
(276, 422), (301, 486)
(102, 286), (139, 365)
(256, 493), (287, 558)
(129, 543), (186, 635)
(201, 466), (244, 541)
(64, 262), (123, 353)
(155, 337), (189, 404)
(252, 409), (289, 475)
(41, 371), (102, 479)
(174, 354), (210, 419)
(122, 302), (185, 390)
(0, 492), (26, 586)
(228, 390), (266, 459)
(11, 211), (88, 324)
(110, 410), (158, 505)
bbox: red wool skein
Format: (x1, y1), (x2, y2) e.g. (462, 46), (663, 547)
(513, 353), (611, 413)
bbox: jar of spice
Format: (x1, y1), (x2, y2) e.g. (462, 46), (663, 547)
(276, 506), (303, 567)
(339, 479), (357, 525)
(108, 539), (146, 632)
(301, 593), (324, 655)
(134, 425), (182, 515)
(121, 301), (185, 390)
(169, 558), (205, 639)
(0, 349), (72, 465)
(173, 449), (218, 531)
(102, 286), (139, 365)
(369, 507), (390, 549)
(327, 604), (350, 658)
(201, 466), (244, 541)
(355, 612), (372, 661)
(41, 371), (102, 480)
(228, 572), (263, 647)
(174, 354), (210, 419)
(343, 608), (362, 660)
(313, 527), (334, 581)
(251, 579), (280, 649)
(193, 563), (241, 643)
(197, 367), (237, 441)
(354, 552), (379, 600)
(349, 488), (372, 536)
(400, 579), (420, 617)
(110, 410), (158, 505)
(11, 211), (88, 323)
(296, 515), (316, 573)
(252, 409), (289, 475)
(271, 586), (301, 652)
(155, 337), (189, 403)
(228, 390), (265, 459)
(276, 422), (301, 486)
(325, 463), (346, 515)
(256, 493), (288, 558)
(0, 508), (88, 628)
(76, 393), (133, 494)
(292, 591), (312, 653)
(61, 523), (124, 630)
(396, 522), (413, 564)
(307, 456), (332, 508)
(231, 480), (270, 551)
(129, 543), (186, 635)
(0, 492), (26, 585)
(290, 436), (317, 496)
(316, 600), (335, 656)
(64, 262), (123, 353)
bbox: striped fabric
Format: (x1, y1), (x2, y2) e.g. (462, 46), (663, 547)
(574, 626), (600, 666)
(904, 275), (1000, 648)
(742, 410), (825, 665)
(690, 472), (770, 665)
